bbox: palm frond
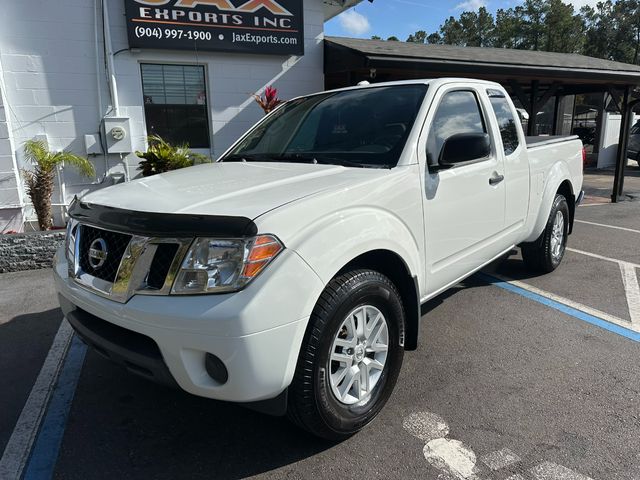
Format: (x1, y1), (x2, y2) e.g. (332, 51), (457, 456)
(23, 139), (51, 170)
(53, 151), (95, 177)
(23, 139), (95, 177)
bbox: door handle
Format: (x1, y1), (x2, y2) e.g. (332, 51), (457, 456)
(489, 174), (504, 186)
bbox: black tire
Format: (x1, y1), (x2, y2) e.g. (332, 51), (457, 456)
(521, 194), (570, 273)
(287, 269), (405, 441)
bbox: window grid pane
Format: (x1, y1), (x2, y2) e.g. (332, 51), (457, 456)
(141, 64), (210, 148)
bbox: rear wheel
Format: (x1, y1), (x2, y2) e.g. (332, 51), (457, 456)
(521, 193), (569, 273)
(287, 269), (405, 441)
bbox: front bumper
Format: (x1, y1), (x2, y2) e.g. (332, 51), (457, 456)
(54, 247), (325, 404)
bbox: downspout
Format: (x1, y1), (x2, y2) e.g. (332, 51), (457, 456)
(94, 0), (104, 118)
(103, 0), (120, 117)
(95, 0), (110, 179)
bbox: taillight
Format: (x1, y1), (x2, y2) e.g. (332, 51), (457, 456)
(582, 147), (587, 166)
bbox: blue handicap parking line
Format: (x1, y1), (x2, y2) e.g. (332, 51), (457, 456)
(23, 335), (87, 480)
(477, 273), (640, 343)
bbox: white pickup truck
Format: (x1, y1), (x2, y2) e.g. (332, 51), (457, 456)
(54, 78), (584, 440)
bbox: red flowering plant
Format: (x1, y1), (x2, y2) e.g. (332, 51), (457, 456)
(253, 86), (283, 115)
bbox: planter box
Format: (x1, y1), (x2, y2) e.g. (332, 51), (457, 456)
(0, 230), (65, 273)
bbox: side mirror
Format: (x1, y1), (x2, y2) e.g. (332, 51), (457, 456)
(438, 132), (491, 167)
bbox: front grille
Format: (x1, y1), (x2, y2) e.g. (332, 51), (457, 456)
(70, 222), (191, 302)
(78, 225), (132, 282)
(146, 243), (180, 289)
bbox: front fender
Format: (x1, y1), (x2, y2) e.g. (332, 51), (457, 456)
(289, 206), (423, 287)
(523, 161), (573, 243)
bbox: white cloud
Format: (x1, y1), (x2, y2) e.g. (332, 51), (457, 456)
(454, 0), (487, 10)
(338, 9), (371, 36)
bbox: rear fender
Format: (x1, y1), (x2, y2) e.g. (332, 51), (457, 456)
(523, 161), (573, 243)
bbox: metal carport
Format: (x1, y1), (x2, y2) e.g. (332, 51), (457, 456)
(324, 36), (640, 202)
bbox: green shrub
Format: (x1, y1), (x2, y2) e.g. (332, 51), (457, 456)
(136, 135), (210, 177)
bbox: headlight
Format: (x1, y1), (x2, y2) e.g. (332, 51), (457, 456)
(172, 234), (284, 294)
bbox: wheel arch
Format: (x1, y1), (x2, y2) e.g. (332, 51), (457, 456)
(523, 161), (575, 243)
(556, 179), (576, 234)
(336, 249), (421, 351)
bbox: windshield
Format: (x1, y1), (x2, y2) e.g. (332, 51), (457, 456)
(222, 84), (428, 168)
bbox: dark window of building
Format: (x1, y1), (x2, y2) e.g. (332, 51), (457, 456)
(487, 89), (520, 155)
(140, 64), (210, 148)
(427, 90), (487, 164)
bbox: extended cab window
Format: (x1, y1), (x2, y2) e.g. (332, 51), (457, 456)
(427, 90), (486, 165)
(487, 89), (520, 155)
(224, 84), (428, 168)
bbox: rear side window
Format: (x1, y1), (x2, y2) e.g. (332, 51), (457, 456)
(427, 90), (486, 165)
(487, 89), (520, 155)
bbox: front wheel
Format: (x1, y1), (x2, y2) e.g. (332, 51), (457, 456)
(521, 193), (570, 273)
(287, 269), (405, 441)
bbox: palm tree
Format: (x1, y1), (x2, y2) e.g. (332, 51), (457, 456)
(22, 139), (95, 230)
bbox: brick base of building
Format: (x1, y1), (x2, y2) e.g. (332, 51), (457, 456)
(0, 230), (65, 273)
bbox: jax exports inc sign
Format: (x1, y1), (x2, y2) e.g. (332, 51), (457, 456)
(124, 0), (304, 55)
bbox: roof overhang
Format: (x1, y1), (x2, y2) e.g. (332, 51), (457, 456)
(325, 37), (640, 86)
(323, 0), (364, 21)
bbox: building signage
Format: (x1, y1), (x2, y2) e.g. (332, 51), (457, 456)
(124, 0), (304, 56)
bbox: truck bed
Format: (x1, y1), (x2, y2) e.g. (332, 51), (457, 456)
(525, 135), (580, 149)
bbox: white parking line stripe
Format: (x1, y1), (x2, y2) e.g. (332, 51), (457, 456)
(567, 247), (640, 269)
(574, 219), (640, 234)
(403, 411), (450, 442)
(0, 319), (73, 480)
(480, 448), (521, 471)
(424, 438), (479, 479)
(529, 461), (593, 480)
(490, 273), (640, 333)
(620, 263), (640, 325)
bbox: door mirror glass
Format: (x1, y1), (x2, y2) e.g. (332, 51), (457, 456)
(439, 132), (491, 167)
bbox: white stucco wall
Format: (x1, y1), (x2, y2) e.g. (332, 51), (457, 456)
(0, 69), (24, 232)
(0, 0), (325, 231)
(598, 112), (639, 169)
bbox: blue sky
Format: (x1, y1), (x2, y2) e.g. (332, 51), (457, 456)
(324, 0), (599, 41)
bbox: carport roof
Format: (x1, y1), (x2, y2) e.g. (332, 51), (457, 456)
(325, 36), (640, 84)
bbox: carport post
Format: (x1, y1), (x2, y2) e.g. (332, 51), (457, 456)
(612, 86), (631, 203)
(527, 80), (539, 136)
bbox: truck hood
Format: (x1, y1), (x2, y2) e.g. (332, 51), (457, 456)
(82, 162), (384, 220)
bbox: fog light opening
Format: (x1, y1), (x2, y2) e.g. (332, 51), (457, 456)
(205, 353), (228, 384)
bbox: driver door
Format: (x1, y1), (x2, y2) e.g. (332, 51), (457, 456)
(419, 85), (506, 296)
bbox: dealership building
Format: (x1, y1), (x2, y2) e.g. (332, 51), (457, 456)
(2, 0), (640, 233)
(0, 0), (361, 232)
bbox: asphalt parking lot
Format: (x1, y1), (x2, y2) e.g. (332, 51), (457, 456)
(1, 187), (639, 479)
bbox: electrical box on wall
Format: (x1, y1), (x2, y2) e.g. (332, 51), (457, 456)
(102, 117), (132, 153)
(84, 133), (103, 155)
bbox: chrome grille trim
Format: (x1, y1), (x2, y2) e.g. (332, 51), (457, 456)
(70, 222), (193, 303)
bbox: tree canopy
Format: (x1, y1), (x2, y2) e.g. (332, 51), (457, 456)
(372, 0), (640, 64)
